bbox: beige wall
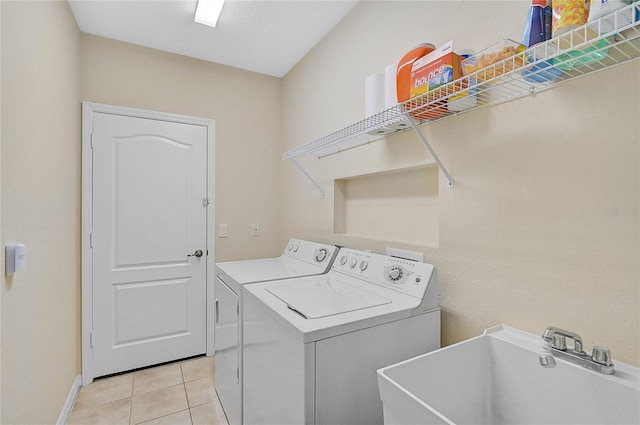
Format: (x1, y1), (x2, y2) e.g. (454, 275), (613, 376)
(1, 1), (81, 423)
(0, 3), (3, 421)
(0, 1), (638, 423)
(80, 35), (283, 263)
(282, 1), (640, 365)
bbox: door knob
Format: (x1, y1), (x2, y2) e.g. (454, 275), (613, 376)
(188, 250), (203, 258)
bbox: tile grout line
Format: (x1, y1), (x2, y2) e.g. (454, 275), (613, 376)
(129, 385), (189, 425)
(180, 361), (186, 384)
(72, 359), (211, 424)
(180, 360), (190, 417)
(135, 408), (192, 425)
(129, 373), (134, 425)
(129, 374), (136, 425)
(188, 405), (195, 425)
(180, 362), (193, 425)
(128, 396), (133, 425)
(180, 361), (194, 424)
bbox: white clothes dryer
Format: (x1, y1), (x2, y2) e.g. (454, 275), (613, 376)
(214, 239), (338, 425)
(242, 248), (441, 425)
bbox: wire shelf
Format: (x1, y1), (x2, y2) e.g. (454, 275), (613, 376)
(283, 3), (640, 161)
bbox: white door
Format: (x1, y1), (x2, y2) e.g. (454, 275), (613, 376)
(91, 111), (208, 377)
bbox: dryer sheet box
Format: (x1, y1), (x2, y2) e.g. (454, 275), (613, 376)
(409, 40), (462, 99)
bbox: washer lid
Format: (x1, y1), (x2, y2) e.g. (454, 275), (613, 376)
(266, 278), (391, 319)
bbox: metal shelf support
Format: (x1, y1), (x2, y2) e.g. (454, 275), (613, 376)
(291, 158), (325, 197)
(401, 105), (455, 189)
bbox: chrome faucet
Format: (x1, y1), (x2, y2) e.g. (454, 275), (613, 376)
(541, 326), (615, 375)
(542, 326), (586, 355)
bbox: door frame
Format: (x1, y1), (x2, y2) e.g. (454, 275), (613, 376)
(81, 102), (216, 385)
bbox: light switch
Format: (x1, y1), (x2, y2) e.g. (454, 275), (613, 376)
(251, 223), (260, 237)
(219, 224), (228, 238)
(6, 243), (26, 276)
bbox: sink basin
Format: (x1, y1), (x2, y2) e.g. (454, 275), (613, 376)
(377, 325), (640, 425)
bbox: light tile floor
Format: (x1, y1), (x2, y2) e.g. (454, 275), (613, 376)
(68, 356), (228, 425)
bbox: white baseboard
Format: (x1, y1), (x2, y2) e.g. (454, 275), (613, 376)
(57, 375), (81, 425)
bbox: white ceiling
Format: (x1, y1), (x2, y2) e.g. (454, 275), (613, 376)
(68, 0), (358, 78)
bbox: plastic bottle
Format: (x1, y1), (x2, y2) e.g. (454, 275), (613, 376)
(522, 0), (547, 47)
(521, 0), (557, 83)
(396, 43), (436, 103)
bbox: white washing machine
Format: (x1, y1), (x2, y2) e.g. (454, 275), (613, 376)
(215, 239), (339, 425)
(242, 248), (441, 425)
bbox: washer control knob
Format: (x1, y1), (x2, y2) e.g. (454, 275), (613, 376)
(340, 255), (348, 265)
(293, 245), (299, 253)
(349, 258), (358, 268)
(315, 248), (328, 263)
(387, 266), (403, 281)
(288, 244), (293, 251)
(359, 261), (369, 271)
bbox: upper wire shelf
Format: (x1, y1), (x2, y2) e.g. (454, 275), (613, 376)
(283, 3), (640, 161)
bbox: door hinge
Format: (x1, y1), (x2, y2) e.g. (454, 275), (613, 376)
(236, 304), (239, 316)
(90, 232), (94, 248)
(237, 368), (239, 379)
(90, 331), (94, 348)
(90, 132), (94, 149)
(202, 197), (210, 207)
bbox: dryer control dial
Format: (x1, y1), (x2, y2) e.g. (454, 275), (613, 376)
(315, 248), (328, 263)
(359, 260), (369, 271)
(339, 255), (348, 265)
(287, 244), (293, 251)
(349, 258), (358, 268)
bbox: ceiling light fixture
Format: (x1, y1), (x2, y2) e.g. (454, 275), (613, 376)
(195, 0), (226, 28)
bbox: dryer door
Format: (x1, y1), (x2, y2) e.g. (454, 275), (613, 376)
(214, 277), (240, 425)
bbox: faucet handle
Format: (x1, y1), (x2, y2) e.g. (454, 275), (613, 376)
(591, 346), (613, 366)
(543, 326), (586, 355)
(551, 334), (567, 351)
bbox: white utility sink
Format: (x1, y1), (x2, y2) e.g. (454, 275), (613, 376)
(377, 325), (640, 425)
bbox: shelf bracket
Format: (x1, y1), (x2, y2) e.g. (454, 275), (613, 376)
(291, 157), (325, 197)
(401, 106), (454, 189)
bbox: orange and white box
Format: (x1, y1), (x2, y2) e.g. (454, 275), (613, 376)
(410, 40), (462, 99)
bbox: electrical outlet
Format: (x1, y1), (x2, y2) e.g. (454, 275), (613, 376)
(219, 224), (228, 238)
(251, 223), (260, 237)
